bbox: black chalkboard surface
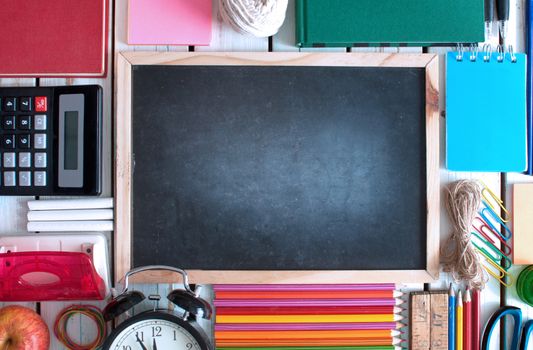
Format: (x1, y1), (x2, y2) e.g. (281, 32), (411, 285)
(116, 52), (440, 283)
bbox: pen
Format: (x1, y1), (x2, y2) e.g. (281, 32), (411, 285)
(485, 0), (494, 39)
(497, 0), (510, 39)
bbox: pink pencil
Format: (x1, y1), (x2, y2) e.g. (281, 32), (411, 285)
(214, 284), (397, 291)
(214, 298), (404, 307)
(215, 322), (402, 331)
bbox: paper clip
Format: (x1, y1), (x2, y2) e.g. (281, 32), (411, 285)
(472, 217), (513, 256)
(477, 248), (513, 287)
(471, 231), (512, 270)
(479, 204), (512, 241)
(480, 181), (510, 223)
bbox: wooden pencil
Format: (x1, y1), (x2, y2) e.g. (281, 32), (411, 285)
(215, 347), (402, 350)
(214, 290), (402, 299)
(215, 314), (402, 324)
(216, 347), (401, 350)
(214, 298), (404, 307)
(449, 284), (456, 350)
(456, 291), (463, 350)
(463, 289), (472, 350)
(215, 337), (403, 347)
(472, 289), (480, 350)
(215, 329), (401, 340)
(215, 322), (405, 331)
(213, 284), (398, 291)
(215, 305), (403, 315)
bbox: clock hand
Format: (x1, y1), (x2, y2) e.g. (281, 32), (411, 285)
(152, 338), (158, 350)
(135, 334), (148, 350)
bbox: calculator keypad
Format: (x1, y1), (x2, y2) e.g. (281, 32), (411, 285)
(0, 92), (51, 193)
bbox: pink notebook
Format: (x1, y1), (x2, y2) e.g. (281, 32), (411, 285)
(128, 0), (211, 45)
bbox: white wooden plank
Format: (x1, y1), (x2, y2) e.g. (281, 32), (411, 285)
(507, 0), (526, 51)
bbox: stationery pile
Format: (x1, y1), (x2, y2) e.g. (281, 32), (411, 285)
(213, 284), (404, 349)
(27, 198), (114, 232)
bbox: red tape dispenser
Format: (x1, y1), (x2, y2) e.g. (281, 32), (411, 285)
(0, 251), (106, 301)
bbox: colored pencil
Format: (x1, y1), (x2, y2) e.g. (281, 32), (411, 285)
(214, 298), (404, 307)
(216, 347), (402, 350)
(215, 337), (403, 347)
(215, 329), (401, 340)
(214, 290), (402, 299)
(456, 291), (463, 350)
(472, 289), (480, 350)
(463, 289), (472, 350)
(216, 314), (402, 324)
(213, 284), (397, 291)
(215, 322), (405, 331)
(215, 305), (403, 315)
(449, 284), (456, 350)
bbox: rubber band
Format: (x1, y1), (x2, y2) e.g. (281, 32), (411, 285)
(53, 305), (107, 350)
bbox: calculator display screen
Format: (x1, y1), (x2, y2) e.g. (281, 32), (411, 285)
(58, 93), (84, 188)
(64, 111), (79, 170)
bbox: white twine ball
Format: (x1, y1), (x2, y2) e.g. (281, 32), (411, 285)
(219, 0), (289, 37)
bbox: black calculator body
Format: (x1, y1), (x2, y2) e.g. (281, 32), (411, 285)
(0, 85), (102, 196)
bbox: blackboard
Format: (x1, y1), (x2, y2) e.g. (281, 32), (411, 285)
(115, 52), (440, 283)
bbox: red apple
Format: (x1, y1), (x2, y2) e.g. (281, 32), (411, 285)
(0, 305), (49, 350)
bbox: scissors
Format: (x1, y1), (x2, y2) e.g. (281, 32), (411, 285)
(482, 306), (533, 350)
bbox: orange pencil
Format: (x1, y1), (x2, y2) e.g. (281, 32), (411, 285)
(463, 289), (472, 350)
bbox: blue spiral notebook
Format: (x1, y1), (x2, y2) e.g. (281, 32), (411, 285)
(446, 50), (527, 172)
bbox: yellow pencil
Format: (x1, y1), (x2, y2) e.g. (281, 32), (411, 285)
(456, 290), (463, 350)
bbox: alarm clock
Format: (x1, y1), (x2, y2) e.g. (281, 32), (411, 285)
(102, 265), (213, 350)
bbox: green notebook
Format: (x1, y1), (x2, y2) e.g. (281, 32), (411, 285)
(296, 0), (484, 47)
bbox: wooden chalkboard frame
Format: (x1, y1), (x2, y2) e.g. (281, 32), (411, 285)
(115, 52), (440, 284)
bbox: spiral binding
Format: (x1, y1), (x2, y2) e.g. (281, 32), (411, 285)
(455, 44), (517, 63)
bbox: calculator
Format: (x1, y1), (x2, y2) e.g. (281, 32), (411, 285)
(0, 85), (102, 196)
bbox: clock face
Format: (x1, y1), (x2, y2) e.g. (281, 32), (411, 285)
(105, 312), (210, 350)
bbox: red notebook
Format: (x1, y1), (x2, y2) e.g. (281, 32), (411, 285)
(0, 0), (108, 77)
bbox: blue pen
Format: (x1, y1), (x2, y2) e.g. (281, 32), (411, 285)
(449, 284), (456, 350)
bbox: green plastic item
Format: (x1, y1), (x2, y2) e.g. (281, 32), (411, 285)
(517, 266), (533, 307)
(296, 0), (484, 47)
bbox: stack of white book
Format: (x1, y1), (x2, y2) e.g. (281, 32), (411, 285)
(27, 198), (114, 232)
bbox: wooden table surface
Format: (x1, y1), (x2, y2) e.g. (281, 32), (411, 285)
(0, 0), (531, 349)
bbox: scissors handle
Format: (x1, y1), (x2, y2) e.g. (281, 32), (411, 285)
(482, 306), (522, 350)
(520, 319), (533, 350)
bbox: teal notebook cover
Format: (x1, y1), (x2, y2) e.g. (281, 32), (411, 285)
(446, 51), (527, 172)
(296, 0), (484, 47)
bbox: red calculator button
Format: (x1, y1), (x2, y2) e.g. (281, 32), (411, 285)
(35, 96), (47, 112)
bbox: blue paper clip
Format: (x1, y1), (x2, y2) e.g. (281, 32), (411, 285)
(479, 204), (512, 241)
